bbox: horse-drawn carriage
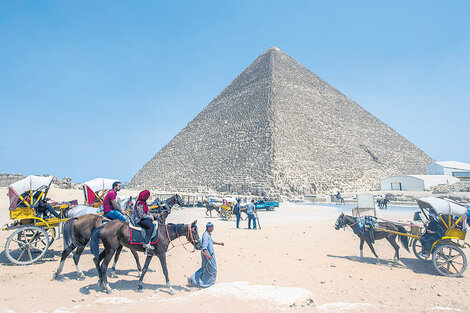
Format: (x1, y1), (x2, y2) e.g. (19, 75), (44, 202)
(410, 197), (468, 276)
(2, 175), (72, 265)
(83, 178), (117, 207)
(336, 197), (468, 277)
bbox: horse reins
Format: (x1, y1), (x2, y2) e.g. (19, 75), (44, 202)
(165, 224), (198, 252)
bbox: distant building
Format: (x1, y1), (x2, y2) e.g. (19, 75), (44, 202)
(427, 161), (470, 181)
(380, 175), (459, 191)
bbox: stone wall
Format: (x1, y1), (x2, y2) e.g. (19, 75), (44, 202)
(0, 173), (25, 187)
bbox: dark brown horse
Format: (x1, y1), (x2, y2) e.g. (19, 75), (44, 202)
(54, 194), (182, 280)
(335, 213), (409, 264)
(90, 219), (201, 294)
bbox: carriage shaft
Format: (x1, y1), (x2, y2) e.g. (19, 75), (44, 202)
(366, 226), (420, 239)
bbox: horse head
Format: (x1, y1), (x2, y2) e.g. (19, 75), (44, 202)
(175, 194), (184, 207)
(335, 212), (346, 230)
(186, 220), (202, 250)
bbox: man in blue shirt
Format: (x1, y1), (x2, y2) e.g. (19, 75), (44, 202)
(246, 200), (257, 229)
(188, 222), (224, 288)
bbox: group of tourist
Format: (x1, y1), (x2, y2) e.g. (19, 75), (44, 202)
(232, 198), (258, 229)
(102, 181), (223, 288)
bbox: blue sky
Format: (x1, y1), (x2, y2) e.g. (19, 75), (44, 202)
(1, 1), (469, 182)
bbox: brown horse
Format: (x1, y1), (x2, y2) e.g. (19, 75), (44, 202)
(90, 219), (201, 294)
(54, 194), (182, 280)
(334, 213), (409, 264)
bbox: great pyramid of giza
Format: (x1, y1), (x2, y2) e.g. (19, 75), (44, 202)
(129, 47), (432, 196)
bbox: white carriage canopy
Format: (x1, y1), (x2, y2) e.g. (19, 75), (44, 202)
(417, 197), (468, 216)
(83, 178), (118, 204)
(8, 175), (53, 209)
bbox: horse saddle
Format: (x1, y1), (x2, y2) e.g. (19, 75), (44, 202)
(129, 224), (158, 245)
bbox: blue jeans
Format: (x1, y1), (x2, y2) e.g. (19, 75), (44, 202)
(248, 213), (257, 229)
(235, 213), (241, 228)
(104, 210), (127, 222)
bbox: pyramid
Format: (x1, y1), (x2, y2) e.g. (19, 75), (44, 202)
(129, 47), (432, 195)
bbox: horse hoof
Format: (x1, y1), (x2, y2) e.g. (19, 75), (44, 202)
(106, 289), (113, 294)
(137, 271), (142, 277)
(109, 272), (117, 278)
(78, 274), (86, 281)
(137, 285), (143, 293)
(169, 288), (175, 296)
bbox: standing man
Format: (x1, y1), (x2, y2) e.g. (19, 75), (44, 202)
(246, 199), (257, 229)
(188, 222), (224, 288)
(233, 198), (241, 229)
(103, 181), (127, 222)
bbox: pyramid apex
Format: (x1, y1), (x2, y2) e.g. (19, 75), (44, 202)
(264, 46), (282, 53)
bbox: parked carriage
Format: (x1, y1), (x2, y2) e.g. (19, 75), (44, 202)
(2, 176), (71, 265)
(82, 178), (118, 207)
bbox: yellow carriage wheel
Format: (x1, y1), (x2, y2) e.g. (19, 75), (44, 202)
(5, 226), (50, 265)
(432, 243), (467, 277)
(412, 239), (429, 261)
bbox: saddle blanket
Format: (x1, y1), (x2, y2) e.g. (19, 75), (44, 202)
(130, 226), (158, 245)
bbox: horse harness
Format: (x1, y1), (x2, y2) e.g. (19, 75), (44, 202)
(165, 223), (199, 252)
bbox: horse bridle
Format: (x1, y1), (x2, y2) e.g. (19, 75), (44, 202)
(336, 213), (356, 230)
(165, 223), (200, 252)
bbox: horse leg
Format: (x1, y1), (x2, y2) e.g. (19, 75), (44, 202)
(365, 237), (380, 264)
(100, 248), (116, 294)
(387, 235), (400, 265)
(156, 253), (174, 295)
(131, 249), (142, 276)
(359, 237), (365, 260)
(137, 255), (153, 292)
(73, 246), (86, 280)
(93, 251), (103, 286)
(53, 243), (76, 280)
(109, 245), (123, 278)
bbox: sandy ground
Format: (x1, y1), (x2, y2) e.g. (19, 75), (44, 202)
(0, 188), (469, 313)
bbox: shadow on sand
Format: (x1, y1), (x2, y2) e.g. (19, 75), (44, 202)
(0, 248), (62, 266)
(80, 278), (191, 295)
(326, 254), (440, 276)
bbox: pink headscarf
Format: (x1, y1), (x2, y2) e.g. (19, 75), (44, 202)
(137, 190), (150, 214)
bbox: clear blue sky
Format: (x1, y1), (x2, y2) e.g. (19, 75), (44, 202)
(1, 1), (469, 183)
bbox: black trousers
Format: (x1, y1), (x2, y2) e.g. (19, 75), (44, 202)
(38, 203), (60, 218)
(138, 218), (155, 244)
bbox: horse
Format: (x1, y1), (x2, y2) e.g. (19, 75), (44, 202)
(205, 202), (220, 217)
(90, 219), (201, 294)
(334, 212), (409, 264)
(335, 195), (345, 205)
(53, 194), (183, 280)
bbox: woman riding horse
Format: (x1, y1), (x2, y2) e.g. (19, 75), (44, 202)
(131, 190), (155, 253)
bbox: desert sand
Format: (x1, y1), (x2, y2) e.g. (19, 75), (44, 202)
(0, 188), (469, 313)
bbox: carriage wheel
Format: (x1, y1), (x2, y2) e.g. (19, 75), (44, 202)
(45, 227), (56, 247)
(412, 239), (429, 261)
(221, 211), (228, 221)
(5, 226), (50, 265)
(432, 244), (467, 277)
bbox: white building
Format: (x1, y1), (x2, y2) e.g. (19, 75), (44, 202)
(380, 175), (459, 191)
(427, 161), (470, 181)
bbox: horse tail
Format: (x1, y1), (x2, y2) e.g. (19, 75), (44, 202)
(395, 224), (410, 252)
(90, 224), (105, 260)
(62, 218), (78, 249)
